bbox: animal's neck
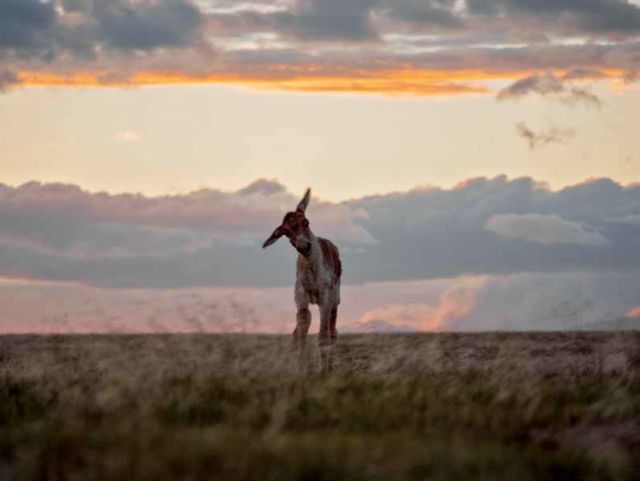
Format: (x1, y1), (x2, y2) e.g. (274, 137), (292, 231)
(302, 231), (322, 267)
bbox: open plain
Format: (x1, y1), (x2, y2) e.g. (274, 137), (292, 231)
(1, 332), (639, 481)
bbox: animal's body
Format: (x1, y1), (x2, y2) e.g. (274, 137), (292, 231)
(263, 189), (342, 347)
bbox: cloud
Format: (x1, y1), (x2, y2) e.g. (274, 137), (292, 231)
(377, 0), (462, 28)
(209, 0), (463, 42)
(95, 0), (203, 50)
(563, 87), (602, 108)
(356, 280), (481, 331)
(197, 0), (380, 42)
(562, 67), (609, 81)
(0, 69), (18, 91)
(0, 0), (57, 50)
(0, 179), (370, 235)
(0, 1), (638, 96)
(344, 176), (640, 284)
(0, 176), (639, 287)
(499, 72), (564, 97)
(515, 122), (576, 150)
(611, 214), (640, 225)
(0, 179), (374, 286)
(498, 72), (602, 108)
(626, 306), (640, 318)
(0, 0), (204, 60)
(467, 0), (640, 35)
(464, 271), (640, 330)
(278, 0), (379, 41)
(485, 213), (606, 246)
(237, 178), (287, 196)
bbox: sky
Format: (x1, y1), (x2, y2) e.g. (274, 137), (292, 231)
(1, 0), (640, 333)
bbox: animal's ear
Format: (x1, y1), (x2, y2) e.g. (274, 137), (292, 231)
(262, 226), (284, 248)
(296, 188), (311, 213)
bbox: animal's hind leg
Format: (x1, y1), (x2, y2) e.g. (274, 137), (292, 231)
(293, 307), (311, 350)
(330, 306), (338, 343)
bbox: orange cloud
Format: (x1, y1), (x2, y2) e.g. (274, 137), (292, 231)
(14, 68), (525, 96)
(625, 306), (640, 318)
(14, 66), (629, 96)
(358, 279), (484, 331)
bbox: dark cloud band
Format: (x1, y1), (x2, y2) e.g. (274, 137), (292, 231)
(1, 176), (639, 288)
(0, 1), (639, 94)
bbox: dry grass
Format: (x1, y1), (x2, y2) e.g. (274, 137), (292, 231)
(1, 332), (639, 480)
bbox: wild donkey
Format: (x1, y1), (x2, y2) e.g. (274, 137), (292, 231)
(263, 189), (342, 349)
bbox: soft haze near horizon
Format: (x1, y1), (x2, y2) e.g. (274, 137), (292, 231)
(1, 0), (640, 332)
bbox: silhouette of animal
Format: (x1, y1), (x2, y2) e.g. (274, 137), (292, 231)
(263, 189), (342, 348)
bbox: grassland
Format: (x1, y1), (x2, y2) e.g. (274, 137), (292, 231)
(0, 332), (639, 481)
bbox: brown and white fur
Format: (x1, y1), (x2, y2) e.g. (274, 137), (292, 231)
(262, 189), (342, 349)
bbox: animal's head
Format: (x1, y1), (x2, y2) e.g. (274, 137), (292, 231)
(262, 188), (313, 256)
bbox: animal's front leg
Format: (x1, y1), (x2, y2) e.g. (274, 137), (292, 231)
(293, 307), (311, 350)
(293, 286), (311, 350)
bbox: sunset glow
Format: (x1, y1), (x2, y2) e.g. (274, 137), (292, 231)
(14, 68), (630, 96)
(1, 0), (640, 332)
